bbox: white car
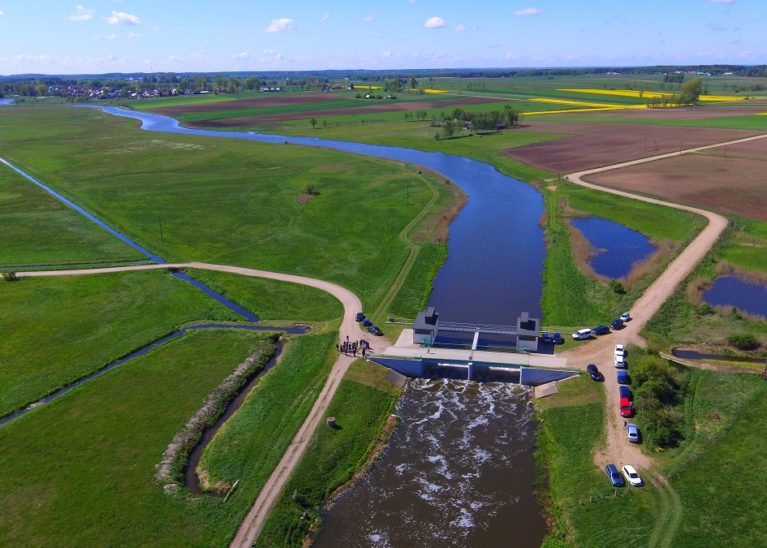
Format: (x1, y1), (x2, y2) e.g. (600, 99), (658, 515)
(614, 354), (627, 368)
(622, 465), (643, 487)
(620, 312), (632, 322)
(571, 328), (593, 341)
(615, 344), (626, 357)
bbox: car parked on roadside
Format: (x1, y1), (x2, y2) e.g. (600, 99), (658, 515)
(592, 324), (610, 335)
(619, 396), (633, 417)
(621, 464), (643, 486)
(572, 328), (593, 340)
(363, 318), (373, 327)
(541, 331), (553, 343)
(614, 355), (627, 369)
(617, 370), (629, 384)
(552, 332), (564, 345)
(605, 463), (625, 487)
(619, 385), (631, 398)
(611, 318), (624, 330)
(626, 423), (640, 443)
(587, 363), (602, 381)
(620, 312), (632, 322)
(368, 325), (383, 336)
(615, 344), (626, 357)
(355, 312), (365, 322)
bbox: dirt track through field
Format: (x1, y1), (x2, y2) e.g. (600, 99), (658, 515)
(560, 132), (767, 544)
(19, 261), (385, 546)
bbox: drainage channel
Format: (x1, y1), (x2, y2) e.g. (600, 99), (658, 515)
(0, 323), (309, 428)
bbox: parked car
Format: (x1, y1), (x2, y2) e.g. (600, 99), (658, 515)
(355, 312), (365, 322)
(621, 464), (643, 486)
(605, 463), (625, 487)
(363, 318), (373, 327)
(552, 332), (564, 344)
(619, 385), (631, 398)
(572, 328), (593, 340)
(541, 331), (553, 343)
(611, 318), (624, 330)
(592, 324), (610, 336)
(626, 423), (640, 443)
(620, 312), (632, 322)
(586, 363), (602, 381)
(617, 370), (629, 384)
(615, 344), (626, 357)
(368, 325), (383, 336)
(619, 396), (633, 417)
(614, 354), (627, 368)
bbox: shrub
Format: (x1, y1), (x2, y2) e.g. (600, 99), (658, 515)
(727, 332), (759, 351)
(2, 271), (19, 282)
(696, 303), (716, 315)
(608, 279), (626, 294)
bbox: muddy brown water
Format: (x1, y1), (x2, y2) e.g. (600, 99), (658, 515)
(313, 379), (546, 547)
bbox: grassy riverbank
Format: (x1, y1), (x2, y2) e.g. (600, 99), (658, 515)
(0, 270), (239, 417)
(0, 329), (275, 546)
(258, 360), (403, 546)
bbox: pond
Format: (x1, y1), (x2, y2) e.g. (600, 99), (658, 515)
(571, 216), (655, 279)
(704, 276), (767, 318)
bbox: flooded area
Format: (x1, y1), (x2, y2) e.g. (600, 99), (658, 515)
(313, 379), (546, 548)
(704, 276), (767, 318)
(571, 216), (655, 279)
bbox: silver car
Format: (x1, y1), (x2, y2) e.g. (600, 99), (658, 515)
(627, 423), (640, 443)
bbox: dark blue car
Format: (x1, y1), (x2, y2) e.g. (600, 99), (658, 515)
(552, 332), (564, 344)
(611, 318), (624, 330)
(605, 463), (625, 487)
(592, 324), (610, 336)
(619, 385), (631, 398)
(363, 318), (373, 327)
(617, 370), (630, 384)
(355, 312), (365, 322)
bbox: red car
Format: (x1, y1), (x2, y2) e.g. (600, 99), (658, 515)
(620, 396), (634, 417)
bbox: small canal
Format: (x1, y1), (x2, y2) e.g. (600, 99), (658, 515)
(90, 106), (549, 544)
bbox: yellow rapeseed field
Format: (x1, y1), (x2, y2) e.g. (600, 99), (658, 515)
(422, 88), (447, 94)
(558, 88), (672, 99)
(530, 97), (626, 108)
(355, 85), (382, 90)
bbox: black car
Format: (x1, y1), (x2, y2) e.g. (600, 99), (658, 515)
(541, 331), (553, 344)
(605, 464), (625, 487)
(586, 363), (602, 381)
(355, 312), (365, 322)
(592, 324), (610, 336)
(611, 318), (624, 330)
(368, 325), (383, 336)
(552, 332), (564, 344)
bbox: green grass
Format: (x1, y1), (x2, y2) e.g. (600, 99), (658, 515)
(0, 329), (279, 546)
(259, 360), (402, 545)
(188, 268), (342, 322)
(0, 163), (143, 267)
(0, 271), (239, 417)
(0, 106), (455, 312)
(197, 332), (337, 493)
(669, 379), (767, 547)
(388, 243), (446, 319)
(536, 375), (657, 547)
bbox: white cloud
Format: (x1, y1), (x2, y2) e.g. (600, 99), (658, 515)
(105, 10), (141, 25)
(69, 5), (94, 22)
(232, 51), (250, 61)
(168, 55), (183, 63)
(127, 32), (140, 39)
(382, 51), (392, 59)
(261, 49), (285, 61)
(0, 10), (5, 17)
(454, 23), (466, 32)
(424, 16), (446, 29)
(265, 17), (295, 32)
(710, 0), (734, 3)
(361, 12), (378, 23)
(515, 7), (543, 16)
(320, 13), (329, 23)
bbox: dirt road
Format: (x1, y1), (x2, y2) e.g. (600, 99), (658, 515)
(560, 135), (766, 496)
(20, 261), (385, 546)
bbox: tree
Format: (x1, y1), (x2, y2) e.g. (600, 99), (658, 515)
(310, 118), (317, 129)
(679, 77), (703, 105)
(410, 77), (418, 89)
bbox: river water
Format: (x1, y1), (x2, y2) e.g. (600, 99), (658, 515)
(314, 380), (545, 548)
(89, 106), (549, 545)
(571, 216), (655, 279)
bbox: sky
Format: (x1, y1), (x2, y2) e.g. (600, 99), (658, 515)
(0, 0), (764, 75)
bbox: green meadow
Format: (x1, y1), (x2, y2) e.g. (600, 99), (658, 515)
(0, 271), (238, 417)
(0, 163), (142, 267)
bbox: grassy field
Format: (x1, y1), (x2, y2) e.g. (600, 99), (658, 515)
(0, 329), (279, 546)
(188, 268), (342, 322)
(388, 243), (446, 319)
(0, 270), (239, 417)
(197, 332), (337, 494)
(258, 360), (402, 546)
(0, 163), (143, 267)
(0, 106), (458, 312)
(536, 376), (658, 546)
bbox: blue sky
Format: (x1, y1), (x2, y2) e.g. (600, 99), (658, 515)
(0, 0), (764, 74)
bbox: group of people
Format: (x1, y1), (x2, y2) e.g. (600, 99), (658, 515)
(337, 336), (369, 357)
